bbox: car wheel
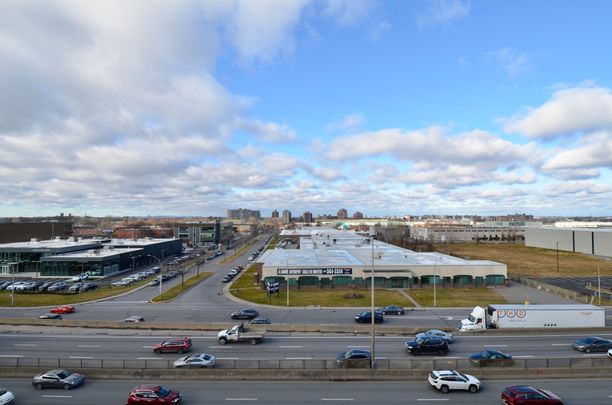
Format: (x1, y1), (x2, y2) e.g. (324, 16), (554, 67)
(250, 338), (258, 345)
(34, 383), (43, 390)
(438, 350), (445, 355)
(154, 349), (161, 354)
(219, 338), (227, 345)
(585, 348), (591, 353)
(440, 385), (449, 394)
(181, 349), (187, 354)
(63, 384), (71, 390)
(469, 385), (478, 393)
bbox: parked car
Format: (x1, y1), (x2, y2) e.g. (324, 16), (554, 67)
(68, 283), (83, 293)
(229, 269), (239, 276)
(173, 353), (216, 368)
(70, 273), (89, 282)
(0, 387), (15, 405)
(248, 317), (271, 325)
(152, 338), (192, 354)
(0, 281), (11, 291)
(469, 350), (513, 366)
(123, 315), (145, 323)
(377, 305), (406, 315)
(5, 282), (24, 291)
(50, 305), (75, 314)
(47, 282), (66, 292)
(79, 282), (97, 292)
(38, 313), (62, 320)
(335, 349), (372, 368)
(126, 385), (181, 405)
(405, 337), (448, 356)
(230, 308), (259, 320)
(148, 279), (160, 286)
(572, 336), (612, 353)
(222, 275), (233, 283)
(32, 369), (85, 390)
(37, 282), (54, 292)
(354, 310), (384, 324)
(416, 329), (454, 344)
(428, 369), (480, 393)
(501, 385), (564, 404)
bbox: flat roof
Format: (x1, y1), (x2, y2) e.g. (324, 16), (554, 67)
(104, 238), (180, 247)
(0, 238), (101, 253)
(41, 247), (143, 261)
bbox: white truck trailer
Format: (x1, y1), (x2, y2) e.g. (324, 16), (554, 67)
(459, 304), (605, 331)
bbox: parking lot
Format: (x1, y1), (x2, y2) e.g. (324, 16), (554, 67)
(534, 276), (612, 299)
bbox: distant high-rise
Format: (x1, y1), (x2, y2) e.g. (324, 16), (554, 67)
(282, 210), (292, 224)
(227, 208), (261, 221)
(353, 211), (364, 219)
(303, 211), (313, 223)
(271, 209), (279, 218)
(337, 208), (348, 219)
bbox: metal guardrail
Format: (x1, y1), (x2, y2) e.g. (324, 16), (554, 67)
(1, 356), (610, 370)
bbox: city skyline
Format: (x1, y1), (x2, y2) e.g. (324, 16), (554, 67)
(1, 1), (611, 217)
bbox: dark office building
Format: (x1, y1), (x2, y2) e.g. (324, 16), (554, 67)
(0, 222), (73, 244)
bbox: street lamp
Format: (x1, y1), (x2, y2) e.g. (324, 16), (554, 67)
(147, 254), (170, 295)
(556, 241), (560, 276)
(597, 260), (601, 305)
(433, 258), (437, 307)
(369, 227), (376, 369)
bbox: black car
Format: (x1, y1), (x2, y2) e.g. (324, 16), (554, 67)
(222, 275), (233, 283)
(230, 308), (259, 320)
(377, 305), (406, 315)
(354, 311), (384, 324)
(38, 313), (62, 320)
(405, 336), (448, 355)
(469, 349), (513, 366)
(248, 317), (271, 325)
(335, 349), (372, 368)
(572, 336), (612, 353)
(32, 369), (85, 390)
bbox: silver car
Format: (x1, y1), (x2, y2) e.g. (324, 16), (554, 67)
(173, 353), (216, 368)
(32, 369), (85, 390)
(0, 387), (15, 405)
(416, 329), (454, 344)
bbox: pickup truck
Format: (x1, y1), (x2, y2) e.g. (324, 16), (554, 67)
(217, 324), (265, 345)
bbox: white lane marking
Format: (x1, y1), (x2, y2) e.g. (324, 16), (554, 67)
(141, 346), (153, 349)
(376, 357), (386, 360)
(69, 356), (93, 359)
(216, 357), (240, 360)
(321, 399), (354, 401)
(78, 345), (101, 348)
(209, 346), (233, 349)
(285, 357), (312, 360)
(441, 356), (460, 359)
(42, 395), (73, 398)
(226, 398), (257, 401)
(417, 399), (449, 402)
(582, 354), (606, 357)
(346, 345), (369, 348)
(137, 357), (164, 360)
(551, 343), (571, 346)
(0, 355), (23, 357)
(513, 355), (535, 358)
(484, 344), (508, 347)
(279, 345), (303, 348)
(15, 344), (36, 346)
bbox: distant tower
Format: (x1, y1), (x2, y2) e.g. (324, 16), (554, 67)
(353, 211), (364, 219)
(337, 208), (348, 219)
(282, 210), (292, 224)
(271, 210), (279, 218)
(303, 211), (313, 223)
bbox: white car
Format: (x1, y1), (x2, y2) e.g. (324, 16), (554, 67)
(173, 353), (216, 368)
(70, 273), (89, 282)
(123, 315), (145, 322)
(428, 370), (480, 394)
(0, 387), (15, 404)
(608, 348), (612, 359)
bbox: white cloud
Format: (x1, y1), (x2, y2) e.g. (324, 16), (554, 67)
(486, 47), (532, 77)
(504, 86), (612, 138)
(542, 132), (612, 172)
(326, 112), (365, 132)
(321, 0), (376, 26)
(417, 0), (470, 28)
(238, 119), (298, 143)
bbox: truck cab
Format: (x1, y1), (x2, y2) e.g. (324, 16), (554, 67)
(217, 323), (265, 345)
(459, 306), (488, 331)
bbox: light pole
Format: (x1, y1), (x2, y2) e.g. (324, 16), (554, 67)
(285, 256), (290, 307)
(597, 260), (601, 305)
(10, 262), (15, 307)
(369, 227), (376, 369)
(556, 241), (559, 276)
(433, 258), (437, 307)
(147, 254), (170, 295)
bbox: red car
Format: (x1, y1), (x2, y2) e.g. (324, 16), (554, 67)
(126, 385), (181, 404)
(152, 338), (192, 354)
(50, 305), (76, 314)
(502, 385), (564, 404)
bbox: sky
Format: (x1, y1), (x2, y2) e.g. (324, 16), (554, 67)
(1, 0), (611, 218)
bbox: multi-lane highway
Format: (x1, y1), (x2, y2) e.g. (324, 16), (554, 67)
(1, 378), (611, 404)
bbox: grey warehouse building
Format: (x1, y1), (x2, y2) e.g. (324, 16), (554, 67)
(525, 227), (612, 258)
(255, 228), (507, 289)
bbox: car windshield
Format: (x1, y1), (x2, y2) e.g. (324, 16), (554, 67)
(479, 351), (490, 358)
(415, 337), (425, 344)
(0, 389), (6, 395)
(56, 371), (71, 379)
(155, 387), (170, 398)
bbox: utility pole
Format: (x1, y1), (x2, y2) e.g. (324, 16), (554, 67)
(556, 241), (560, 276)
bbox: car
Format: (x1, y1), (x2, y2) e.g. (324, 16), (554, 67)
(354, 310), (384, 323)
(47, 282), (67, 292)
(469, 349), (513, 366)
(37, 281), (54, 292)
(416, 329), (454, 344)
(152, 338), (192, 354)
(248, 317), (271, 325)
(608, 348), (612, 359)
(428, 369), (480, 394)
(123, 315), (145, 322)
(126, 385), (182, 404)
(0, 281), (12, 291)
(572, 336), (612, 353)
(38, 313), (62, 320)
(148, 279), (160, 286)
(50, 305), (75, 314)
(501, 385), (564, 404)
(80, 282), (97, 292)
(230, 308), (259, 320)
(229, 269), (239, 276)
(0, 387), (15, 405)
(335, 349), (372, 368)
(405, 336), (448, 356)
(222, 275), (233, 283)
(68, 283), (83, 293)
(70, 273), (89, 282)
(32, 369), (85, 390)
(173, 353), (216, 368)
(377, 305), (406, 315)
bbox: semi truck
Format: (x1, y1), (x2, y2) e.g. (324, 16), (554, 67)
(218, 323), (265, 345)
(459, 304), (605, 331)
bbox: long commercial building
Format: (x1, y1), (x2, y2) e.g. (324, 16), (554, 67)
(525, 227), (612, 258)
(255, 228), (507, 289)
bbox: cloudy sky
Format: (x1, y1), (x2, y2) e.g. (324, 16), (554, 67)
(1, 0), (611, 218)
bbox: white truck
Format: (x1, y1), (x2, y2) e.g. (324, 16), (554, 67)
(217, 324), (265, 345)
(459, 304), (605, 331)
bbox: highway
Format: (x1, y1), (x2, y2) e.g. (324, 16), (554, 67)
(1, 330), (611, 361)
(0, 378), (611, 404)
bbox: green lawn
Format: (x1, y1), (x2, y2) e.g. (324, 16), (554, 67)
(150, 272), (212, 303)
(408, 288), (507, 307)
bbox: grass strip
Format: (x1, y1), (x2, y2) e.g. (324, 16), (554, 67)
(150, 272), (212, 303)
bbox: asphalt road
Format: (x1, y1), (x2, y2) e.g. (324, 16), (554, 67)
(1, 331), (611, 361)
(0, 378), (611, 404)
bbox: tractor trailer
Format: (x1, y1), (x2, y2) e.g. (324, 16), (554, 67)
(459, 304), (605, 331)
